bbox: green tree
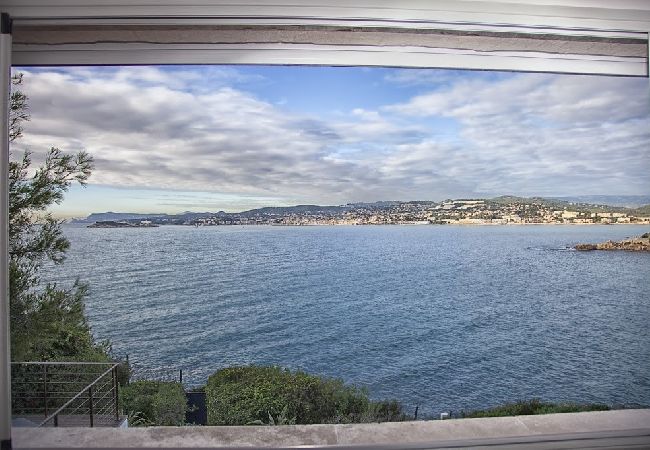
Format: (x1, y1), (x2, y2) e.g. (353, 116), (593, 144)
(8, 73), (104, 361)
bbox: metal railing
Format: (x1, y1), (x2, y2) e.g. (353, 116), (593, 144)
(11, 362), (122, 427)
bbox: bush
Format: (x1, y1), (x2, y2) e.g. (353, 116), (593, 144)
(152, 383), (189, 426)
(461, 399), (610, 418)
(120, 380), (187, 426)
(361, 400), (407, 423)
(206, 366), (407, 425)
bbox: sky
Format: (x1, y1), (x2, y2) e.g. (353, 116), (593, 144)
(11, 65), (650, 218)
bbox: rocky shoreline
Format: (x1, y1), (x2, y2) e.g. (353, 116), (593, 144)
(575, 233), (650, 252)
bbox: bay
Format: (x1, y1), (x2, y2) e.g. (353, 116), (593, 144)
(49, 224), (650, 416)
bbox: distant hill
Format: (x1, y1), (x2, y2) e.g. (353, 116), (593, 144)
(346, 201), (402, 208)
(489, 195), (648, 214)
(74, 195), (650, 224)
(72, 212), (170, 223)
(490, 195), (549, 205)
(239, 204), (348, 217)
(632, 204), (650, 216)
(551, 195), (650, 208)
(490, 196), (578, 209)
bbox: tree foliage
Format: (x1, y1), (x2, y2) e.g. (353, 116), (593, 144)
(205, 365), (408, 425)
(9, 73), (103, 361)
(120, 381), (187, 426)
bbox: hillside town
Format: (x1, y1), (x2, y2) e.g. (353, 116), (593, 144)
(80, 197), (650, 228)
(186, 198), (650, 227)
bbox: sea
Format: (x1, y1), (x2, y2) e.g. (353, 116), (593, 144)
(48, 224), (650, 416)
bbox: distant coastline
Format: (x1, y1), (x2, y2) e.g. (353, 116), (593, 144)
(81, 221), (649, 228)
(74, 195), (650, 228)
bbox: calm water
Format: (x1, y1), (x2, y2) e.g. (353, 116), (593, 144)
(50, 224), (650, 415)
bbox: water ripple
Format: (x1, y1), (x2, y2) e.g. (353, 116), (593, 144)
(44, 224), (650, 416)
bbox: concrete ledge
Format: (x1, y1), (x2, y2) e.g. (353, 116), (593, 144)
(13, 409), (650, 448)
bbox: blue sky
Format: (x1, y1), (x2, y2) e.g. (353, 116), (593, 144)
(12, 65), (650, 218)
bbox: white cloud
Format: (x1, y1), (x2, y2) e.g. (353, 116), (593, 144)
(385, 73), (650, 196)
(11, 67), (650, 211)
(15, 68), (388, 204)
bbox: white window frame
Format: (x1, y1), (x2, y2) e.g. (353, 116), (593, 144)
(1, 1), (649, 448)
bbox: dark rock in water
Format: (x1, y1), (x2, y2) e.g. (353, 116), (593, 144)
(575, 235), (650, 252)
(88, 220), (158, 228)
(88, 220), (131, 228)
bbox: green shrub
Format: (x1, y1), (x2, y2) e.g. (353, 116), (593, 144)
(532, 402), (610, 415)
(462, 399), (610, 418)
(205, 366), (407, 425)
(120, 381), (159, 424)
(361, 400), (408, 423)
(152, 383), (188, 426)
(120, 380), (187, 426)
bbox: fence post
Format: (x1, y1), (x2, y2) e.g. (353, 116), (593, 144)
(43, 365), (48, 418)
(179, 369), (183, 384)
(113, 366), (119, 422)
(54, 414), (58, 427)
(88, 386), (94, 427)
